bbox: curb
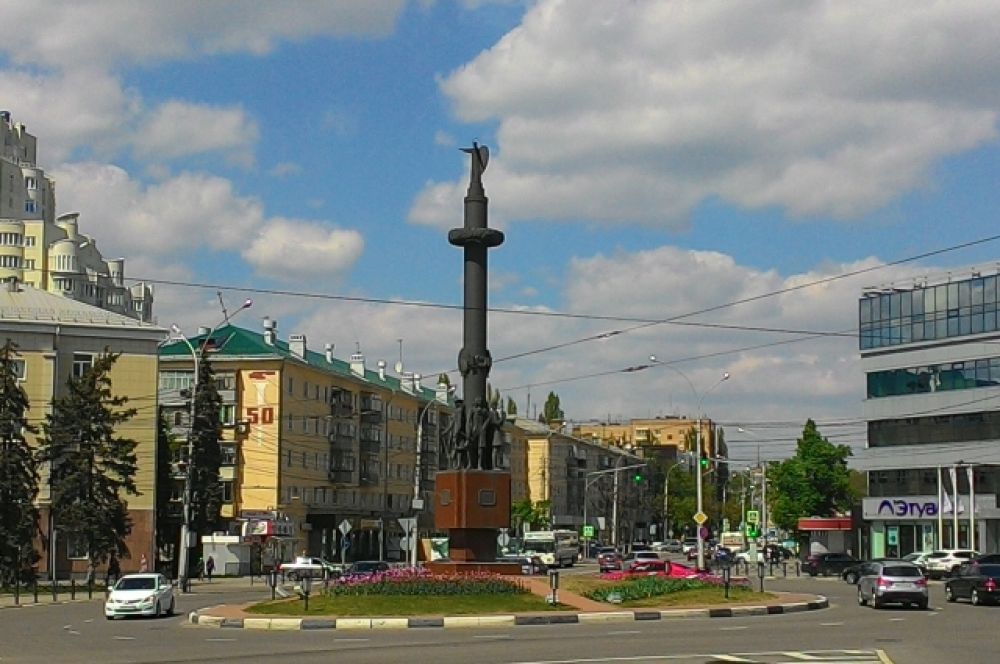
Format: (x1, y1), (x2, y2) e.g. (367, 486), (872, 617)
(187, 596), (829, 630)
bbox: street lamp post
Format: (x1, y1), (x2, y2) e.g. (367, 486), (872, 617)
(168, 296), (252, 592)
(412, 383), (456, 567)
(583, 461), (646, 551)
(648, 356), (729, 571)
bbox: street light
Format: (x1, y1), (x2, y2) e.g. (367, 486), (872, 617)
(411, 382), (456, 567)
(582, 460), (646, 552)
(648, 356), (730, 570)
(662, 457), (689, 540)
(168, 296), (252, 592)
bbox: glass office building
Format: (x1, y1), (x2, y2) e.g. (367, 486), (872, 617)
(854, 270), (1000, 558)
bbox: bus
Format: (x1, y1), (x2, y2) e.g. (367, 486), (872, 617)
(522, 530), (580, 567)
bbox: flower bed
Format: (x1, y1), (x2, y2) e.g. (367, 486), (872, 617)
(326, 567), (528, 597)
(589, 566), (752, 603)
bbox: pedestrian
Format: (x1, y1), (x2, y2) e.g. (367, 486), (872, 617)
(139, 553), (148, 573)
(205, 555), (215, 582)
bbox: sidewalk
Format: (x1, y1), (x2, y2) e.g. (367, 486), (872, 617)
(0, 575), (266, 609)
(187, 574), (830, 630)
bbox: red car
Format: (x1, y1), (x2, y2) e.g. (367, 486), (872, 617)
(623, 551), (667, 573)
(597, 547), (622, 572)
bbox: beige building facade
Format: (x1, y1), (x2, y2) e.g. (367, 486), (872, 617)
(0, 281), (164, 579)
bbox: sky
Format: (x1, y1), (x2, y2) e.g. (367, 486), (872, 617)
(2, 0), (999, 466)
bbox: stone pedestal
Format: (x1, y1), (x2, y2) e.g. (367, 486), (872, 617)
(426, 469), (520, 575)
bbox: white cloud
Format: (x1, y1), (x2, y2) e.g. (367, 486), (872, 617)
(242, 219), (364, 282)
(411, 0), (1000, 228)
(269, 162), (303, 178)
(0, 2), (406, 70)
(132, 101), (258, 166)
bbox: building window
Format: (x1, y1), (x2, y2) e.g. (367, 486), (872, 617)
(287, 377), (294, 394)
(221, 481), (234, 503)
(219, 404), (236, 426)
(24, 200), (36, 214)
(71, 353), (94, 379)
(159, 371), (194, 391)
(9, 359), (25, 380)
(66, 533), (89, 560)
(220, 444), (237, 466)
(24, 176), (36, 190)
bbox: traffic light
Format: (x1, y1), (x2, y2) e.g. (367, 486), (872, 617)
(699, 456), (709, 469)
(745, 523), (760, 538)
(633, 470), (644, 484)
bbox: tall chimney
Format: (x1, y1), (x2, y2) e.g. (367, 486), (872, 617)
(289, 334), (306, 359)
(263, 317), (277, 345)
(325, 343), (334, 363)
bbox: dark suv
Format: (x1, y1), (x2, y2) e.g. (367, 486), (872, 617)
(805, 552), (859, 577)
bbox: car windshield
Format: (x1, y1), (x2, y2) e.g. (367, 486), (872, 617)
(352, 562), (384, 573)
(882, 565), (921, 577)
(977, 565), (1000, 576)
(598, 548), (616, 555)
(524, 541), (555, 553)
(115, 577), (155, 591)
(927, 552), (947, 558)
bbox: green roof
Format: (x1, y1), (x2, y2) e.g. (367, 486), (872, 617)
(159, 324), (437, 400)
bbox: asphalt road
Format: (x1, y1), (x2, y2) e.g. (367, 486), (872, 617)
(0, 572), (994, 664)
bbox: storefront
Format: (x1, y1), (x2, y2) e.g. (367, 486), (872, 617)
(863, 494), (1000, 558)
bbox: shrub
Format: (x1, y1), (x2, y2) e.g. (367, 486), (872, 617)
(586, 574), (750, 603)
(326, 567), (528, 597)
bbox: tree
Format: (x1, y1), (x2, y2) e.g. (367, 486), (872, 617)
(188, 354), (224, 539)
(506, 396), (517, 416)
(154, 412), (181, 566)
(0, 340), (40, 585)
(511, 498), (551, 532)
(768, 419), (855, 533)
(38, 350), (138, 582)
(539, 391), (563, 425)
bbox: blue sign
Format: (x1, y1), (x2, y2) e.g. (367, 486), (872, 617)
(876, 499), (938, 518)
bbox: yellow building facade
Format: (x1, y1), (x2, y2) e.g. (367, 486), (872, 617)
(159, 318), (453, 566)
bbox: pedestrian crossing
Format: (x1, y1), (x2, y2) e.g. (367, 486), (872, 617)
(706, 651), (885, 663)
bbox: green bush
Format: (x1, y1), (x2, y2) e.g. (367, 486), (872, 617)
(585, 577), (717, 602)
(327, 569), (528, 597)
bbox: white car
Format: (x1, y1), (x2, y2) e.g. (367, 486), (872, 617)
(924, 549), (979, 579)
(104, 573), (176, 619)
(735, 550), (765, 564)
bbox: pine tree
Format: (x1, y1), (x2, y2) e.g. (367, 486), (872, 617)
(38, 350), (138, 581)
(506, 396), (517, 416)
(0, 340), (40, 585)
(188, 354), (223, 538)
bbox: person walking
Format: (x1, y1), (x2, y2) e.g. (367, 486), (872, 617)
(106, 556), (121, 588)
(205, 556), (215, 582)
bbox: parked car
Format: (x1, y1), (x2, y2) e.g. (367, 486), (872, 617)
(856, 560), (928, 610)
(597, 547), (622, 572)
(923, 549), (979, 579)
(622, 551), (668, 573)
(902, 552), (933, 572)
(736, 545), (793, 566)
(803, 552), (859, 577)
(945, 563), (1000, 605)
(338, 560), (390, 581)
(662, 539), (683, 553)
(279, 556), (340, 581)
(104, 573), (176, 620)
(972, 553), (1000, 565)
(499, 554), (549, 575)
(681, 538), (698, 555)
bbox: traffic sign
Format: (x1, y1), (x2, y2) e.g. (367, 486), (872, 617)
(398, 517), (417, 534)
(399, 535), (411, 552)
(338, 519), (352, 535)
(582, 525), (595, 538)
(698, 526), (709, 540)
(746, 510), (759, 525)
(693, 511), (708, 525)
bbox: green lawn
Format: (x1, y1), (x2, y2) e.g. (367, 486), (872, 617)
(561, 575), (776, 608)
(247, 593), (565, 617)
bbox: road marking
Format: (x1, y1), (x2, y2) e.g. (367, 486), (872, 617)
(710, 656), (755, 662)
(67, 630), (80, 636)
(719, 626), (748, 631)
(334, 638), (370, 642)
(474, 635), (513, 640)
(606, 630), (641, 635)
(820, 621), (845, 626)
(112, 636), (135, 641)
(205, 638), (237, 642)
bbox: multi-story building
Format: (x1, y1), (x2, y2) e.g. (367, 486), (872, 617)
(507, 418), (646, 545)
(0, 110), (153, 321)
(573, 417), (717, 459)
(158, 317), (453, 568)
(854, 269), (1000, 557)
(0, 281), (164, 579)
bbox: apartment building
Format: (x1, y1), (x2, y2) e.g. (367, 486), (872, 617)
(854, 269), (1000, 557)
(0, 110), (152, 321)
(507, 418), (646, 545)
(158, 318), (453, 567)
(0, 281), (164, 579)
(573, 417), (717, 459)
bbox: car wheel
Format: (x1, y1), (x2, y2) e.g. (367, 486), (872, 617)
(857, 588), (867, 606)
(917, 599), (928, 610)
(971, 589), (981, 606)
(154, 601), (161, 618)
(166, 598), (175, 616)
(945, 585), (956, 602)
(808, 571), (817, 577)
(105, 615), (114, 621)
(872, 595), (882, 610)
(845, 572), (858, 585)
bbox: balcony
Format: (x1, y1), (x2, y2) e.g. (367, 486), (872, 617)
(359, 393), (383, 422)
(329, 387), (354, 418)
(328, 468), (354, 484)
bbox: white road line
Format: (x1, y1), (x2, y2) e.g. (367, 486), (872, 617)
(67, 630), (80, 636)
(820, 621), (845, 626)
(719, 626), (749, 631)
(710, 656), (755, 662)
(474, 635), (513, 640)
(888, 617), (905, 622)
(606, 631), (642, 635)
(112, 636), (135, 641)
(204, 638), (237, 642)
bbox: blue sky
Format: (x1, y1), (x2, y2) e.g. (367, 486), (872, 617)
(2, 1), (999, 463)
